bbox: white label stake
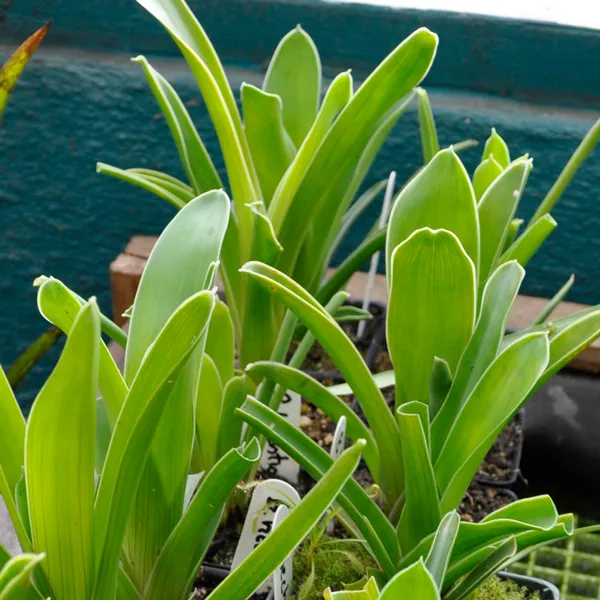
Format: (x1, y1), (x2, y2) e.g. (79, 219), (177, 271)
(357, 171), (396, 339)
(273, 505), (293, 600)
(231, 479), (301, 594)
(327, 416), (347, 534)
(259, 391), (301, 483)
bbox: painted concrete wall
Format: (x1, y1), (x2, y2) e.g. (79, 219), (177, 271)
(1, 0), (600, 407)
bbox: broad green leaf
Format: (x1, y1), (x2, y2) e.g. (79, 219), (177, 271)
(425, 512), (460, 588)
(93, 291), (215, 600)
(531, 115), (600, 223)
(276, 29), (438, 279)
(36, 276), (127, 426)
(532, 274), (575, 325)
(482, 128), (510, 168)
(387, 228), (476, 407)
(396, 402), (441, 555)
(242, 84), (296, 204)
(531, 307), (600, 394)
(435, 332), (549, 512)
(133, 56), (221, 193)
(477, 158), (532, 294)
(135, 0), (260, 257)
(26, 301), (99, 600)
(416, 88), (440, 164)
(500, 214), (557, 267)
(444, 538), (517, 600)
(195, 354), (223, 471)
(145, 440), (260, 600)
(380, 559), (439, 599)
(305, 94), (413, 293)
(240, 261), (404, 503)
(207, 441), (366, 600)
(263, 26), (321, 148)
(217, 376), (248, 459)
(237, 397), (399, 571)
(246, 362), (380, 475)
(472, 157), (503, 201)
(0, 24), (50, 118)
(482, 495), (559, 527)
(0, 553), (45, 600)
(431, 261), (524, 459)
(398, 496), (563, 576)
(509, 514), (574, 561)
(269, 71), (353, 233)
(429, 358), (452, 420)
(96, 163), (187, 210)
(123, 192), (227, 587)
(386, 148), (479, 277)
(317, 228), (386, 306)
(126, 191), (229, 379)
(205, 299), (235, 383)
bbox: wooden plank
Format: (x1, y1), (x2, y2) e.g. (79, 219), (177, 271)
(109, 253), (146, 326)
(110, 236), (600, 373)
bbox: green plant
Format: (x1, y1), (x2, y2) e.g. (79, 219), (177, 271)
(0, 191), (369, 600)
(322, 517), (540, 599)
(98, 0), (441, 368)
(233, 123), (600, 592)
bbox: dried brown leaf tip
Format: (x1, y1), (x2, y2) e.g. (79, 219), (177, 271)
(0, 21), (51, 116)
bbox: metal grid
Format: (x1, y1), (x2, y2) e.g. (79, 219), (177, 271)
(510, 522), (600, 599)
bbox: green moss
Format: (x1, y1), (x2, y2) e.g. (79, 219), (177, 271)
(467, 575), (540, 599)
(291, 541), (375, 600)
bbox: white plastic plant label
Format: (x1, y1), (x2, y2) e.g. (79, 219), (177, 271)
(273, 505), (293, 600)
(327, 416), (347, 534)
(231, 479), (301, 594)
(259, 390), (301, 483)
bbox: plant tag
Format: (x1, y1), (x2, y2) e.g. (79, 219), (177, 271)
(259, 390), (301, 483)
(231, 479), (301, 594)
(273, 505), (293, 600)
(327, 416), (347, 534)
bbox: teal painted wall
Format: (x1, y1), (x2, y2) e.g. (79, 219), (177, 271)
(1, 1), (600, 407)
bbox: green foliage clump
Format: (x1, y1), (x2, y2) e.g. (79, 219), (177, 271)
(292, 540), (375, 600)
(467, 576), (540, 600)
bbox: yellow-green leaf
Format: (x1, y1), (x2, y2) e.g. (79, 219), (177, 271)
(387, 228), (476, 407)
(26, 301), (99, 600)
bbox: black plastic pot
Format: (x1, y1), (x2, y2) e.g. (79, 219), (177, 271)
(500, 571), (560, 599)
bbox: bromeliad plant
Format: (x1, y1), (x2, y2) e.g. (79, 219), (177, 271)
(233, 135), (600, 593)
(97, 0), (440, 367)
(0, 191), (369, 600)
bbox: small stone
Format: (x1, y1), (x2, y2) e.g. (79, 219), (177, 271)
(300, 416), (312, 428)
(323, 433), (334, 445)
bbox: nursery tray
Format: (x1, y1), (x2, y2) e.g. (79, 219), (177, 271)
(510, 519), (600, 600)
